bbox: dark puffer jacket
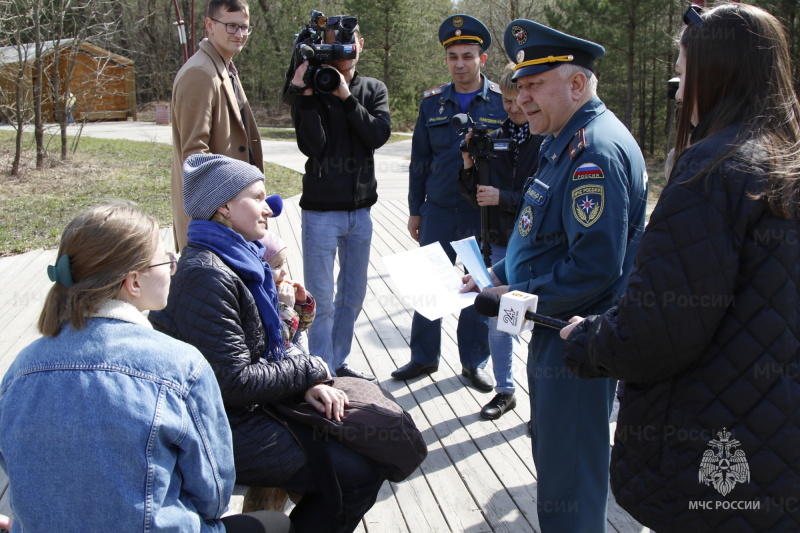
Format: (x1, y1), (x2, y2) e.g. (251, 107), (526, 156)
(564, 128), (800, 532)
(149, 244), (329, 486)
(292, 72), (391, 212)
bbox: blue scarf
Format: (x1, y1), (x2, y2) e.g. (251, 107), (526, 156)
(187, 220), (285, 361)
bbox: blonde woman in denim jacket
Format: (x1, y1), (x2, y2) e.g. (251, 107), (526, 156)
(0, 204), (293, 533)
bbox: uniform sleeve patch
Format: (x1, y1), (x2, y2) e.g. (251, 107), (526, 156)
(518, 206), (534, 237)
(573, 162), (605, 180)
(572, 184), (604, 227)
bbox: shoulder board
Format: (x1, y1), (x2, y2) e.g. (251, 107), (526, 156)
(569, 128), (587, 160)
(423, 83), (448, 98)
(489, 82), (502, 94)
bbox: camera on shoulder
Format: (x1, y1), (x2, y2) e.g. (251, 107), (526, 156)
(286, 10), (359, 95)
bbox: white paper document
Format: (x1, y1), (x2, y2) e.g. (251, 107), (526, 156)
(449, 236), (493, 290)
(382, 243), (477, 321)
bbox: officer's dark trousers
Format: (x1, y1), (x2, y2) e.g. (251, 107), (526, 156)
(410, 202), (489, 371)
(528, 326), (616, 533)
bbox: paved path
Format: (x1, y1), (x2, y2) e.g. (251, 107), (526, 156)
(0, 121), (411, 201)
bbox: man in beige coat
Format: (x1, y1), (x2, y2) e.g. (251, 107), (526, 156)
(171, 0), (263, 250)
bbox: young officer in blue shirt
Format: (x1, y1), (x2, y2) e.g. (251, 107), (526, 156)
(463, 19), (648, 532)
(394, 15), (505, 391)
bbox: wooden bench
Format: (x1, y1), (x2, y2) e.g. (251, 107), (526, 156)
(225, 485), (291, 515)
(79, 110), (129, 122)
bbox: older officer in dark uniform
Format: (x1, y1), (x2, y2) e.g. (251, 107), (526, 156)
(464, 19), (648, 531)
(393, 15), (505, 391)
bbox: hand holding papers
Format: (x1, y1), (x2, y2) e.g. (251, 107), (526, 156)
(449, 237), (492, 290)
(382, 237), (494, 321)
(382, 243), (477, 321)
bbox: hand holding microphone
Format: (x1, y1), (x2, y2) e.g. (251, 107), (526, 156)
(266, 194), (283, 217)
(474, 291), (570, 333)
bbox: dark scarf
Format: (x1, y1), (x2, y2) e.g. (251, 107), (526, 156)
(187, 220), (285, 361)
(506, 121), (530, 160)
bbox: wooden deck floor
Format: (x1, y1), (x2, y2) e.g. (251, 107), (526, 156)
(0, 196), (647, 532)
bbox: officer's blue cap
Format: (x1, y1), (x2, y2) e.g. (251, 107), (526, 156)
(504, 19), (604, 80)
(438, 15), (491, 51)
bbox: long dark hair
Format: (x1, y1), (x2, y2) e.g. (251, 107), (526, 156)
(675, 3), (800, 219)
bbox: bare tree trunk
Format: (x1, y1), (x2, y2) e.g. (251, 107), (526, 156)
(625, 2), (635, 129)
(382, 8), (391, 86)
(33, 0), (45, 169)
(11, 53), (25, 176)
(5, 9), (29, 176)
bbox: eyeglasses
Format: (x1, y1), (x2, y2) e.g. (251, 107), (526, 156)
(210, 18), (254, 35)
(148, 252), (178, 276)
(683, 4), (704, 29)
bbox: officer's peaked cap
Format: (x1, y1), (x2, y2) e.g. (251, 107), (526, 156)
(439, 15), (491, 51)
(504, 19), (604, 80)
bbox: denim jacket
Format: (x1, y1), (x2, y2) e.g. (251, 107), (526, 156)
(0, 300), (235, 532)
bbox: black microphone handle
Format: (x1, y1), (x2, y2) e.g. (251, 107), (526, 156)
(525, 311), (570, 330)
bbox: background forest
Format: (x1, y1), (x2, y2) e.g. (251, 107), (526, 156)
(4, 0), (800, 160)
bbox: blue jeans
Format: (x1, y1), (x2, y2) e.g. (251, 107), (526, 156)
(488, 244), (515, 393)
(302, 208), (372, 372)
(410, 202), (489, 371)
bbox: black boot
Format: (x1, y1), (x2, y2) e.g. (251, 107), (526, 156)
(480, 393), (517, 420)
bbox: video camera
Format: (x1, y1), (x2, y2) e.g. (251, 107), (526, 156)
(286, 10), (359, 95)
(452, 113), (514, 160)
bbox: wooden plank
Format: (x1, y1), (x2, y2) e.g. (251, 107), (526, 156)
(0, 249), (54, 327)
(0, 196), (648, 532)
(81, 110), (128, 121)
(0, 249), (48, 302)
(0, 476), (11, 521)
(358, 213), (492, 531)
(0, 251), (54, 374)
(0, 251), (31, 278)
(357, 281), (448, 531)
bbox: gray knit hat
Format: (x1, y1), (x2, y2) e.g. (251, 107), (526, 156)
(182, 154), (265, 220)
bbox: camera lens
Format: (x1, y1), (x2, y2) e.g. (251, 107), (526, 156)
(314, 66), (341, 93)
(473, 137), (489, 153)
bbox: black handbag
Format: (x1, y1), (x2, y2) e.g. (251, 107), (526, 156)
(274, 377), (427, 482)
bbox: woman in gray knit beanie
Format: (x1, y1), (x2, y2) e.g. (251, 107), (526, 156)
(150, 154), (386, 533)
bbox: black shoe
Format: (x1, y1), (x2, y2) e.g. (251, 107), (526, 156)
(527, 420), (532, 438)
(461, 367), (493, 392)
(391, 361), (438, 380)
(335, 365), (377, 383)
(480, 393), (517, 420)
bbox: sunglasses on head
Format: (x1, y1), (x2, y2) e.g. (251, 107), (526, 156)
(683, 4), (704, 29)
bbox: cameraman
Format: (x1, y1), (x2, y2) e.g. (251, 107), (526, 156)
(288, 17), (391, 381)
(458, 62), (544, 420)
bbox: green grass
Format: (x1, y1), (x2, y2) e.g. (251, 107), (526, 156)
(0, 131), (301, 256)
(1, 127), (666, 256)
(258, 127), (410, 144)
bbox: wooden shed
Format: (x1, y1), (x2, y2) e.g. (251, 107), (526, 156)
(0, 39), (136, 123)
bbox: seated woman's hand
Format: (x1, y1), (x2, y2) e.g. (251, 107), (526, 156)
(277, 280), (296, 308)
(305, 384), (349, 422)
